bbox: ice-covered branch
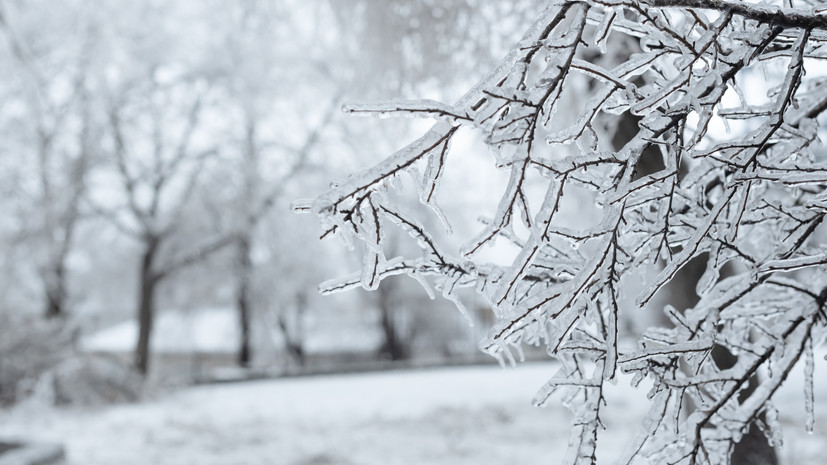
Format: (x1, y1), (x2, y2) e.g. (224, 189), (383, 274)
(307, 1), (827, 463)
(343, 100), (472, 122)
(646, 0), (827, 30)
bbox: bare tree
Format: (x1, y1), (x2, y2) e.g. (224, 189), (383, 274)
(35, 85), (93, 319)
(197, 1), (342, 368)
(307, 2), (827, 464)
(232, 104), (334, 367)
(275, 289), (308, 369)
(0, 1), (96, 319)
(97, 78), (238, 376)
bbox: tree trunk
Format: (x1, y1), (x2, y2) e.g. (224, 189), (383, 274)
(668, 256), (778, 465)
(40, 88), (89, 319)
(714, 342), (778, 465)
(235, 113), (258, 368)
(43, 261), (67, 319)
(377, 279), (408, 361)
(134, 235), (160, 376)
(236, 234), (252, 367)
(43, 216), (80, 319)
(277, 296), (306, 368)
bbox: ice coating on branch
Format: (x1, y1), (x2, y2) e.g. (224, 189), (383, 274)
(307, 2), (827, 464)
(592, 7), (615, 54)
(343, 100), (470, 123)
(419, 134), (454, 234)
(361, 247), (382, 290)
(760, 253), (827, 274)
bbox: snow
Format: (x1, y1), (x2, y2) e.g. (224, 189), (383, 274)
(0, 363), (566, 465)
(1, 360), (824, 465)
(303, 323), (383, 355)
(81, 307), (384, 356)
(81, 307), (239, 354)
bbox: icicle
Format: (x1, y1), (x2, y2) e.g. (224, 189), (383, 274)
(695, 264), (719, 297)
(593, 8), (616, 53)
(360, 247), (382, 290)
(575, 124), (599, 155)
(410, 270), (436, 300)
(441, 276), (473, 326)
(805, 335), (815, 434)
(495, 337), (517, 368)
(425, 200), (454, 236)
(419, 136), (455, 234)
(513, 341), (526, 363)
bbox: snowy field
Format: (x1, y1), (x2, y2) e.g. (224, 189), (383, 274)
(1, 361), (825, 465)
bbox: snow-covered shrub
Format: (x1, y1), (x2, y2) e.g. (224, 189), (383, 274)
(50, 356), (141, 406)
(303, 2), (827, 463)
(0, 315), (69, 405)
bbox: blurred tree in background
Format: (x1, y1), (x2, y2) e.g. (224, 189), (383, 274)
(0, 0), (538, 398)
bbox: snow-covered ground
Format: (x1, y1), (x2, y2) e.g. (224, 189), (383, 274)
(0, 361), (825, 465)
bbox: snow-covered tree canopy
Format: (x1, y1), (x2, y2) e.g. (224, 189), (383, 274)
(303, 1), (827, 463)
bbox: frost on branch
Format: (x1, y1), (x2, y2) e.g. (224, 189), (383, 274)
(306, 1), (827, 464)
